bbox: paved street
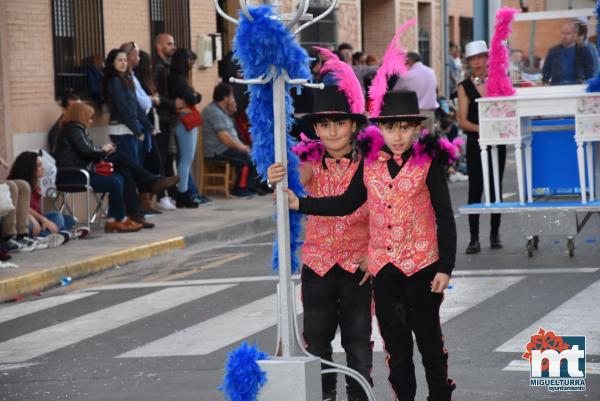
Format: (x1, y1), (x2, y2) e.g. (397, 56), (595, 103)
(1, 154), (599, 401)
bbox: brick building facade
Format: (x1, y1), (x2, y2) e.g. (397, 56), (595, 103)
(0, 0), (475, 168)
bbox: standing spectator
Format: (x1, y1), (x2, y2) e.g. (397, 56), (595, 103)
(542, 20), (594, 85)
(47, 91), (81, 155)
(103, 49), (153, 165)
(577, 22), (599, 77)
(85, 54), (105, 107)
(392, 51), (439, 132)
(202, 83), (256, 198)
(338, 43), (353, 65)
(153, 33), (180, 211)
(0, 158), (38, 252)
(168, 48), (203, 208)
(457, 40), (505, 254)
(122, 43), (163, 215)
(449, 42), (464, 99)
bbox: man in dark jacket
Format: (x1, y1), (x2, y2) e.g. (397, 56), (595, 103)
(542, 20), (594, 85)
(153, 33), (182, 210)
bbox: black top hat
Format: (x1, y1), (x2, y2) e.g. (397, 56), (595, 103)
(301, 86), (368, 127)
(369, 91), (428, 123)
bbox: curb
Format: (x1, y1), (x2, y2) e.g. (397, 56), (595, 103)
(0, 216), (275, 303)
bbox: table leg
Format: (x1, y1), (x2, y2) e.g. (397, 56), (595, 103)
(577, 142), (587, 204)
(490, 145), (501, 203)
(525, 142), (533, 203)
(481, 145), (491, 206)
(515, 144), (525, 205)
(585, 141), (595, 201)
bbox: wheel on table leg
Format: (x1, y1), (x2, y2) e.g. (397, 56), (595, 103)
(527, 239), (534, 257)
(567, 238), (575, 257)
(533, 235), (539, 250)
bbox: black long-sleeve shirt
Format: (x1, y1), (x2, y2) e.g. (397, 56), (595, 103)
(299, 148), (457, 275)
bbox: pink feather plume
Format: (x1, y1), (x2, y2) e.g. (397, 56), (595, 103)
(368, 18), (416, 117)
(313, 46), (365, 114)
(291, 133), (325, 162)
(487, 7), (519, 97)
(356, 125), (385, 165)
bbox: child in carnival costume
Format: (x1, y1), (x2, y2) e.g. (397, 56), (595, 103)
(267, 47), (373, 401)
(284, 22), (460, 399)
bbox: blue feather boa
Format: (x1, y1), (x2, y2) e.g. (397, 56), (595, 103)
(220, 342), (269, 401)
(233, 5), (309, 272)
(587, 1), (600, 92)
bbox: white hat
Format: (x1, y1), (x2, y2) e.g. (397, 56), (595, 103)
(465, 40), (488, 59)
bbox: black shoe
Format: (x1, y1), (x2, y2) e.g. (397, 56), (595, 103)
(465, 240), (481, 254)
(490, 233), (503, 249)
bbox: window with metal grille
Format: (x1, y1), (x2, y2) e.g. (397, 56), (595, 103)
(150, 0), (191, 57)
(299, 5), (338, 51)
(51, 0), (105, 103)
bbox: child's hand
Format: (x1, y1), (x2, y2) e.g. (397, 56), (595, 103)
(359, 272), (371, 286)
(267, 162), (286, 185)
(354, 256), (369, 272)
(283, 188), (299, 210)
(431, 272), (450, 293)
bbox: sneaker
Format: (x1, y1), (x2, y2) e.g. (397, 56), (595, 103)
(72, 226), (90, 239)
(231, 188), (255, 198)
(36, 233), (65, 248)
(157, 197), (177, 211)
(195, 195), (214, 205)
(0, 261), (18, 269)
(17, 236), (40, 252)
(6, 238), (24, 253)
(465, 240), (481, 254)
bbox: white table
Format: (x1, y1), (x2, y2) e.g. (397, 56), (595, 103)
(476, 85), (600, 205)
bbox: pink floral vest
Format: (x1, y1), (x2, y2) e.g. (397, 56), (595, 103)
(364, 153), (439, 276)
(302, 156), (370, 277)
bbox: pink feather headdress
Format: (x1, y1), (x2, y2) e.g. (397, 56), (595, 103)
(486, 7), (519, 97)
(313, 46), (365, 114)
(368, 18), (415, 118)
(356, 125), (385, 165)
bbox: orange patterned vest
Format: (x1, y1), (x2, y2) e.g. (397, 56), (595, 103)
(364, 153), (439, 276)
(302, 156), (370, 277)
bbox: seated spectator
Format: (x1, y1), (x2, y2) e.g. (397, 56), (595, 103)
(0, 157), (40, 252)
(202, 83), (260, 198)
(53, 102), (144, 233)
(7, 152), (79, 246)
(47, 91), (81, 155)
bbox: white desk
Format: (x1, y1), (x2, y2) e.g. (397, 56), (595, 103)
(476, 85), (600, 205)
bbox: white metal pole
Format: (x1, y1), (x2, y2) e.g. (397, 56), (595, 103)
(273, 70), (295, 357)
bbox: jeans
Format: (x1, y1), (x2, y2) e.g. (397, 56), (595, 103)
(373, 264), (455, 401)
(175, 121), (197, 193)
(156, 123), (176, 198)
(110, 134), (141, 165)
(466, 135), (506, 240)
(32, 211), (76, 237)
(301, 265), (373, 400)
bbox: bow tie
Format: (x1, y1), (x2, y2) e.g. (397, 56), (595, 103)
(324, 157), (351, 170)
(378, 151), (404, 166)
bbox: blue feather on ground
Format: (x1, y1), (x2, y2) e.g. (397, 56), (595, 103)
(220, 342), (269, 401)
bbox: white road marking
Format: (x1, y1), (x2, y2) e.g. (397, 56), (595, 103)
(334, 276), (525, 352)
(0, 285), (232, 363)
(118, 285), (302, 358)
(496, 279), (600, 355)
(0, 292), (97, 324)
(0, 362), (40, 372)
(503, 192), (517, 199)
(503, 359), (600, 375)
(85, 275), (301, 291)
(84, 268), (598, 291)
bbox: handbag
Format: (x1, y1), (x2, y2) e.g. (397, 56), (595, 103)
(0, 183), (15, 218)
(180, 108), (203, 131)
(94, 161), (114, 176)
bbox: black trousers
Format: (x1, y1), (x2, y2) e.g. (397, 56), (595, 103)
(373, 264), (455, 401)
(212, 148), (258, 190)
(466, 135), (506, 241)
(156, 123), (175, 198)
(301, 265), (373, 401)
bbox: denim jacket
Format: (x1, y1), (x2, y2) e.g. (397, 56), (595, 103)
(105, 77), (153, 136)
